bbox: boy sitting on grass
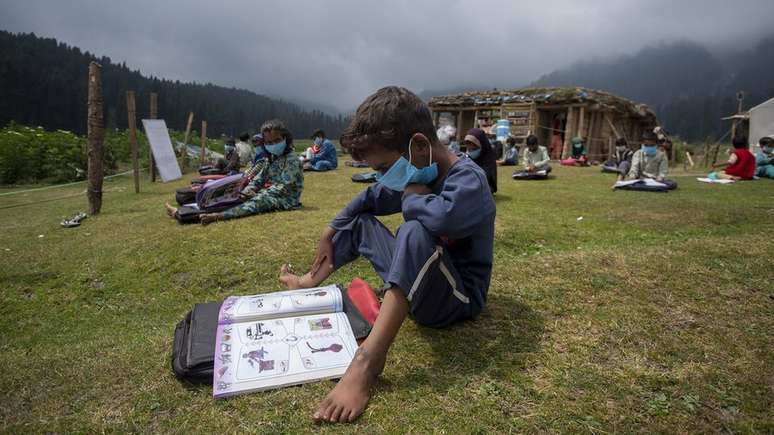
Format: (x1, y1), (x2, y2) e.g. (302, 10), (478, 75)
(279, 86), (496, 423)
(711, 135), (756, 181)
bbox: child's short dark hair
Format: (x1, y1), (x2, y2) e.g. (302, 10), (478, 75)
(616, 137), (628, 147)
(311, 129), (325, 139)
(342, 86), (438, 161)
(239, 132), (250, 142)
(526, 135), (538, 146)
(758, 136), (773, 147)
(732, 135), (748, 149)
(506, 136), (516, 146)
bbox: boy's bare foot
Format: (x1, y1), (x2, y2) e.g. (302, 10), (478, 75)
(279, 264), (320, 289)
(165, 203), (178, 218)
(279, 264), (303, 289)
(313, 348), (385, 424)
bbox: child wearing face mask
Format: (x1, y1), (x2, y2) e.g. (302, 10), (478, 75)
(560, 137), (589, 166)
(602, 137), (634, 180)
(755, 136), (774, 179)
(190, 119), (303, 224)
(620, 131), (677, 190)
(303, 129), (338, 171)
(463, 128), (497, 193)
(278, 86), (495, 424)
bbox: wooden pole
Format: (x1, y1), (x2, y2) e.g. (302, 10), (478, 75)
(456, 111), (463, 141)
(685, 152), (695, 168)
(87, 62), (105, 215)
(126, 91), (140, 193)
(200, 120), (207, 165)
(149, 93), (158, 182)
(181, 111), (194, 170)
(731, 91), (744, 139)
(605, 114), (622, 140)
(561, 107), (575, 159)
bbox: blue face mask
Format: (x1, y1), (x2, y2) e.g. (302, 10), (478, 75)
(642, 145), (657, 156)
(224, 144), (235, 154)
(265, 140), (286, 156)
(376, 138), (439, 192)
(467, 148), (481, 159)
(314, 137), (323, 146)
(763, 146), (772, 154)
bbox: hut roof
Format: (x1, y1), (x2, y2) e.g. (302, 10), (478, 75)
(428, 86), (656, 120)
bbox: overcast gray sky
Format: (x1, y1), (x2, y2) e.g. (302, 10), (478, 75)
(1, 0), (772, 111)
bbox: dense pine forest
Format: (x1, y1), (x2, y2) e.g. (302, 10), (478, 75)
(0, 31), (349, 138)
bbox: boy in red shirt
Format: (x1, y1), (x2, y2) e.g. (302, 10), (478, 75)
(714, 135), (756, 180)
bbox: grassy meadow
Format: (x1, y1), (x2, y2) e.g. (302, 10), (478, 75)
(0, 159), (772, 433)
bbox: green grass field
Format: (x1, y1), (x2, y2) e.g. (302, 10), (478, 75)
(1, 162), (772, 433)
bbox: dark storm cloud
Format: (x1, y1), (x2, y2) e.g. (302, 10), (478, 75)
(1, 0), (772, 111)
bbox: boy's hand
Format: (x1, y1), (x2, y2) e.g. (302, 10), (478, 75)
(404, 184), (432, 196)
(310, 226), (337, 276)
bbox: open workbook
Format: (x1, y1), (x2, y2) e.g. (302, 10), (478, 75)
(613, 178), (667, 188)
(212, 284), (362, 399)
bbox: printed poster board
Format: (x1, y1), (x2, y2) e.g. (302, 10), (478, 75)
(142, 119), (182, 182)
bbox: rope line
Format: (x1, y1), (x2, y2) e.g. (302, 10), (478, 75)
(0, 168), (145, 197)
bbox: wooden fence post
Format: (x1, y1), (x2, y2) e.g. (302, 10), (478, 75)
(149, 93), (158, 182)
(181, 111), (194, 170)
(87, 62), (105, 215)
(126, 91), (140, 193)
(200, 121), (207, 165)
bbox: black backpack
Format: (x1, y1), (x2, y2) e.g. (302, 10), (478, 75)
(171, 302), (221, 383)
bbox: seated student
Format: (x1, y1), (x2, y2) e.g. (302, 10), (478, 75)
(303, 129), (338, 171)
(463, 128), (498, 193)
(711, 135), (756, 181)
(560, 137), (589, 166)
(235, 132), (255, 167)
(616, 131), (677, 190)
(499, 136), (519, 166)
(755, 136), (774, 179)
(198, 138), (242, 175)
(602, 138), (635, 180)
(215, 138), (242, 173)
(278, 86), (495, 423)
(513, 135), (551, 180)
(165, 119), (303, 225)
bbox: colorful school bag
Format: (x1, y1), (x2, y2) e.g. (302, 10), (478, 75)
(195, 173), (244, 209)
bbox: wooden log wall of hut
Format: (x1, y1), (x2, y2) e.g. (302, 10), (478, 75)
(592, 112), (605, 157)
(561, 106), (576, 158)
(461, 110), (476, 137)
